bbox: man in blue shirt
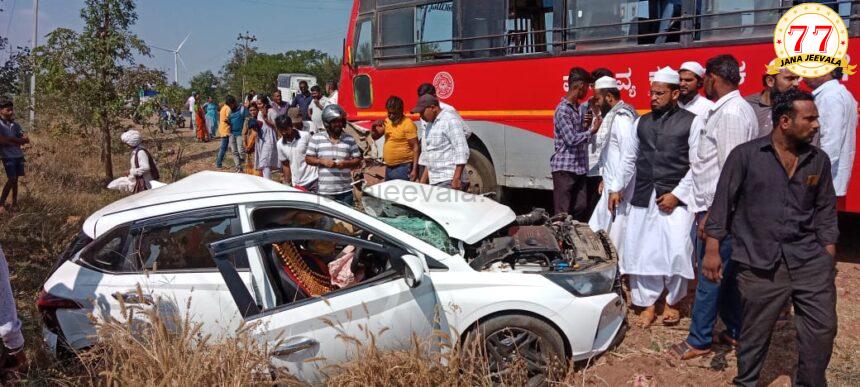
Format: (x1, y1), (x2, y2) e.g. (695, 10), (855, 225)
(215, 95), (247, 171)
(290, 80), (313, 122)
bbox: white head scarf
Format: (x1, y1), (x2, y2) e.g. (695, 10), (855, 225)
(652, 67), (680, 85)
(120, 130), (142, 147)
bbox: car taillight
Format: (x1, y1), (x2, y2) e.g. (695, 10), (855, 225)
(37, 291), (81, 334)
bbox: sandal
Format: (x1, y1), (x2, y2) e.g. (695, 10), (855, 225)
(662, 304), (681, 325)
(667, 341), (712, 360)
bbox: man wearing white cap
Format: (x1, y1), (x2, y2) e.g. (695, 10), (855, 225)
(671, 54), (757, 360)
(745, 60), (800, 137)
(678, 61), (714, 119)
(616, 67), (702, 327)
(586, 76), (637, 249)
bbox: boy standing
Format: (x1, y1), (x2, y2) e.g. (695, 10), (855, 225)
(0, 100), (28, 213)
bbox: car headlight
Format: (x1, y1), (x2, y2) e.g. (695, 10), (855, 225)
(542, 264), (617, 297)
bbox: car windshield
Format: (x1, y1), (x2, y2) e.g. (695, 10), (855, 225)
(360, 195), (458, 255)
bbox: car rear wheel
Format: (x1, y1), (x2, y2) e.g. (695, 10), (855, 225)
(465, 314), (566, 386)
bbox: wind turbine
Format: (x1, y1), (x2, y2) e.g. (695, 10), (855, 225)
(151, 32), (191, 84)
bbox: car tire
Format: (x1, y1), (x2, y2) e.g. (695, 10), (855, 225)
(465, 314), (567, 385)
(465, 149), (502, 200)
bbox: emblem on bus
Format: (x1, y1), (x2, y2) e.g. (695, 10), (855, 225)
(433, 71), (455, 99)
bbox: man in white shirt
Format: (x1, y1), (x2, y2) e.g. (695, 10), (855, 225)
(326, 80), (339, 105)
(186, 92), (198, 132)
(674, 55), (758, 360)
(276, 114), (319, 192)
(805, 68), (858, 197)
(308, 85), (330, 133)
(678, 61), (714, 119)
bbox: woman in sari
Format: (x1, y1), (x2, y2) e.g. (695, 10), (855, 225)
(194, 103), (208, 142)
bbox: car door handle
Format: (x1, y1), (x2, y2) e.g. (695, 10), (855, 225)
(113, 291), (154, 305)
(271, 337), (318, 357)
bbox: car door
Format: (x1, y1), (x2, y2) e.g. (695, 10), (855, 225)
(122, 206), (254, 339)
(208, 227), (442, 381)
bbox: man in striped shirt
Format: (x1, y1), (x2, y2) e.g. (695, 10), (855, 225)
(672, 54), (758, 360)
(305, 105), (362, 206)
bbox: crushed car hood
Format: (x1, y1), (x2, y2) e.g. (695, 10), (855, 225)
(362, 180), (516, 245)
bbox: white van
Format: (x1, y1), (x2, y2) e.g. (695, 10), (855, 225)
(276, 73), (317, 105)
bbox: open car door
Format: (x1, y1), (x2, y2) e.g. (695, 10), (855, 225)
(208, 227), (442, 381)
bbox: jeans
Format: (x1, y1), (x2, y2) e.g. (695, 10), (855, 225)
(328, 191), (354, 207)
(385, 163), (412, 181)
(215, 135), (245, 168)
(686, 213), (741, 350)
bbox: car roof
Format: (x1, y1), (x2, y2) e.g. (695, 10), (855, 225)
(83, 171), (298, 237)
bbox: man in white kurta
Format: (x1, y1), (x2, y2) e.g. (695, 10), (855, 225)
(677, 61), (715, 119)
(587, 77), (637, 257)
(615, 67), (702, 327)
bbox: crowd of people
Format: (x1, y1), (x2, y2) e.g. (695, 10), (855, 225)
(176, 80), (473, 205)
(554, 54), (856, 386)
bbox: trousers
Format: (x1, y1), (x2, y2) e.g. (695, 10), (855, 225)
(215, 135), (246, 168)
(552, 171), (588, 221)
(734, 255), (837, 387)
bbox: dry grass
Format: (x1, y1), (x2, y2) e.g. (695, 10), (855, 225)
(76, 287), (301, 386)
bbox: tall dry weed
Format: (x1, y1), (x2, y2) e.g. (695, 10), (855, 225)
(77, 287), (302, 386)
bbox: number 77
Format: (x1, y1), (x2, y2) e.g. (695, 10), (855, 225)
(788, 25), (833, 53)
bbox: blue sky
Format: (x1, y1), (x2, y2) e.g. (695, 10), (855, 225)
(2, 0), (353, 86)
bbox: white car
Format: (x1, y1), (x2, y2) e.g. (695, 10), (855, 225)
(39, 171), (626, 381)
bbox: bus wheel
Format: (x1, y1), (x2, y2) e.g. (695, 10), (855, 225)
(466, 149), (501, 200)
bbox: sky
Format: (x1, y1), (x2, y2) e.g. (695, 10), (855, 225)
(1, 0), (354, 86)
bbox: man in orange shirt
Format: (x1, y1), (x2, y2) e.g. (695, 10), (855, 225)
(371, 96), (420, 181)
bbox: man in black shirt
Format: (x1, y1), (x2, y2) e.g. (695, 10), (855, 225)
(704, 89), (838, 387)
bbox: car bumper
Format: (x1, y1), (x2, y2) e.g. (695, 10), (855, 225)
(556, 292), (627, 361)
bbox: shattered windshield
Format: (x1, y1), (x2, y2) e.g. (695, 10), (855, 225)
(360, 196), (458, 255)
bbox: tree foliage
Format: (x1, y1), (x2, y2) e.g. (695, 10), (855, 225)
(34, 0), (151, 181)
(188, 70), (226, 102)
(217, 48), (341, 98)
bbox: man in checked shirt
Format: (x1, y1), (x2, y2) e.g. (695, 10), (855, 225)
(552, 67), (599, 220)
(413, 94), (470, 190)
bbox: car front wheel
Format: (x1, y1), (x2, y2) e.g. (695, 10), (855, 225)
(465, 314), (567, 385)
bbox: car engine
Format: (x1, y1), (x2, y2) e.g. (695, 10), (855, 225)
(468, 208), (618, 274)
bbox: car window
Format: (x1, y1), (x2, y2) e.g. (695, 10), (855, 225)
(251, 207), (396, 308)
(78, 226), (134, 272)
(129, 217), (248, 272)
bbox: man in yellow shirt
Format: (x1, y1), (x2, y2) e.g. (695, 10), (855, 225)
(371, 96), (420, 181)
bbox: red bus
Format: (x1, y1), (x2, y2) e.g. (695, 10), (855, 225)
(338, 0), (860, 211)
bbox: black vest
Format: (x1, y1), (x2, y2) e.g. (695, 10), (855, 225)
(631, 106), (696, 207)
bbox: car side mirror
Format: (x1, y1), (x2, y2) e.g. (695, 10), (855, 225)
(400, 254), (425, 288)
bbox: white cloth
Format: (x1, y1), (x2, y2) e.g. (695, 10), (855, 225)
(186, 95), (195, 110)
(653, 67), (679, 84)
(418, 109), (470, 185)
(690, 90), (758, 212)
(328, 90), (339, 105)
(588, 104), (636, 233)
(129, 148), (153, 189)
(629, 274), (688, 307)
(120, 130), (142, 147)
(813, 79), (858, 196)
(277, 130), (319, 187)
(308, 97), (329, 133)
(617, 114), (701, 280)
(255, 110), (280, 170)
(0, 244), (23, 349)
(679, 61), (705, 77)
(419, 101), (472, 139)
(678, 93), (714, 119)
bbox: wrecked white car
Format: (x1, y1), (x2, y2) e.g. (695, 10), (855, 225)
(39, 172), (625, 382)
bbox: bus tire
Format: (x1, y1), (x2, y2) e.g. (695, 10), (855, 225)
(466, 148), (502, 201)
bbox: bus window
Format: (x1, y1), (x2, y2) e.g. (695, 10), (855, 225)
(697, 0), (781, 41)
(461, 0), (506, 58)
(566, 0), (683, 50)
(506, 0), (555, 54)
(354, 18), (374, 66)
(353, 74), (373, 109)
(379, 7), (415, 64)
(416, 2), (454, 61)
(359, 0), (374, 13)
